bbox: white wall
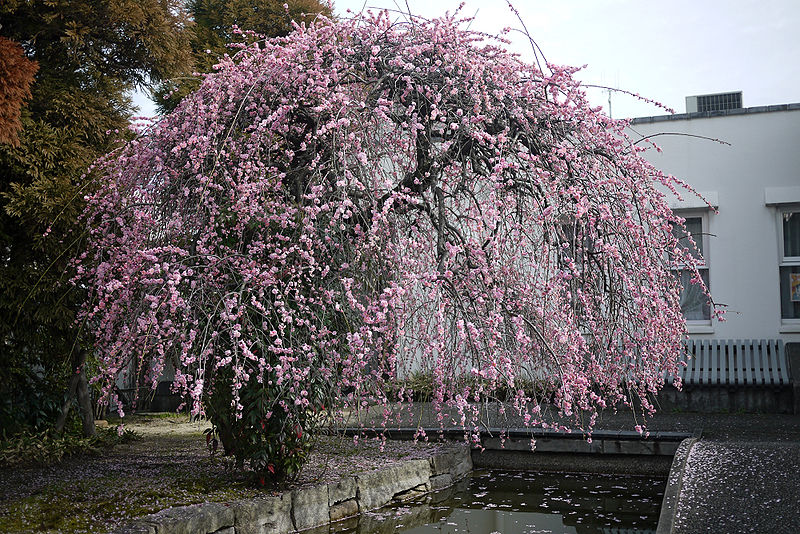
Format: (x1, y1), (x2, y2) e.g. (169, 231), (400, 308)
(628, 106), (800, 342)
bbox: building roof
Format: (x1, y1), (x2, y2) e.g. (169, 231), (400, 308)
(630, 102), (800, 125)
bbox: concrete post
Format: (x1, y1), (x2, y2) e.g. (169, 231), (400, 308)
(785, 343), (800, 415)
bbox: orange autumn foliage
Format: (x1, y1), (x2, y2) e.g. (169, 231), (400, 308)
(0, 37), (38, 147)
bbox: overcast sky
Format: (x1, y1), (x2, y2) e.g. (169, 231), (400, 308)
(133, 0), (799, 119)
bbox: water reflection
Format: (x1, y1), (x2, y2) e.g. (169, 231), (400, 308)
(317, 471), (665, 534)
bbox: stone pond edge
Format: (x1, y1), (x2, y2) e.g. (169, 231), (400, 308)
(655, 437), (698, 534)
(115, 444), (473, 534)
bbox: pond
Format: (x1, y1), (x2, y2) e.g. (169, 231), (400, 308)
(322, 470), (666, 534)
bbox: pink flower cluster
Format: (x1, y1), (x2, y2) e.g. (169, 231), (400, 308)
(77, 10), (713, 436)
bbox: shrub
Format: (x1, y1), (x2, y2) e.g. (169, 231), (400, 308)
(0, 426), (138, 468)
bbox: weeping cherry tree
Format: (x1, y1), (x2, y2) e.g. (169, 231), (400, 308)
(77, 11), (713, 484)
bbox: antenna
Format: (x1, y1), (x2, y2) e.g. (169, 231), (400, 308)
(599, 72), (615, 119)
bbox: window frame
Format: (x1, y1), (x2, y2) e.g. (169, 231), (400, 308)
(778, 206), (800, 325)
(670, 209), (712, 328)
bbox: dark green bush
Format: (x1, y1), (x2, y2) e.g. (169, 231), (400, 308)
(0, 425), (139, 468)
(204, 365), (330, 487)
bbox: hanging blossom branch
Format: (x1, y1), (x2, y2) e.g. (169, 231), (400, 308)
(77, 10), (715, 453)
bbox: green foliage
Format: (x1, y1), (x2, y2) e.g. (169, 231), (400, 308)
(390, 371), (555, 404)
(0, 425), (139, 468)
(204, 366), (330, 486)
(0, 366), (64, 432)
(0, 0), (193, 433)
(154, 0), (332, 113)
(402, 371), (436, 401)
(0, 0), (192, 89)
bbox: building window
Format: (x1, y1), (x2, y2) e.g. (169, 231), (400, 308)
(671, 214), (711, 322)
(779, 209), (800, 321)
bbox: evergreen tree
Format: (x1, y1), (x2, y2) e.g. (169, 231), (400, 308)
(0, 0), (193, 435)
(154, 0), (333, 114)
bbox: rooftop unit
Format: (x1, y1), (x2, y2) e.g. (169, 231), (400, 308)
(686, 91), (743, 113)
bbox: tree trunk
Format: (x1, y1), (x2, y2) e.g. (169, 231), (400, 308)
(54, 350), (96, 437)
(54, 369), (80, 434)
(75, 365), (96, 437)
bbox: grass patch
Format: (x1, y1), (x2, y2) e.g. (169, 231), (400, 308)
(0, 457), (259, 533)
(0, 475), (254, 533)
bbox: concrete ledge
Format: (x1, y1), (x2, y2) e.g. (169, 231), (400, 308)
(472, 449), (674, 476)
(656, 437), (698, 534)
(134, 503), (235, 534)
(231, 494), (291, 534)
(787, 342), (800, 415)
(657, 385), (793, 414)
(356, 458), (432, 511)
(481, 435), (682, 456)
(630, 102), (800, 124)
(348, 427), (689, 451)
(118, 444), (472, 534)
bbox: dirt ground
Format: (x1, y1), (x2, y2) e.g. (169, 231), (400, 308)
(0, 414), (448, 534)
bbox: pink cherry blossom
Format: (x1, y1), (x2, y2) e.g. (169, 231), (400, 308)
(76, 9), (715, 446)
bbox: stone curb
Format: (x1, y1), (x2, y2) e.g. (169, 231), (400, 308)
(117, 444), (472, 534)
(655, 437), (697, 534)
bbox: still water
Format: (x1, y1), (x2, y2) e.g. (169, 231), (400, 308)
(324, 470), (666, 534)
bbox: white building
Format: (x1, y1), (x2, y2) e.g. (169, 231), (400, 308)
(629, 94), (800, 343)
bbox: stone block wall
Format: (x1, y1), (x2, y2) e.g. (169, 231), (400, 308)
(117, 444), (472, 534)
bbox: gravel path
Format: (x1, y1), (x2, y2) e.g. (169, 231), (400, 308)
(673, 440), (800, 534)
